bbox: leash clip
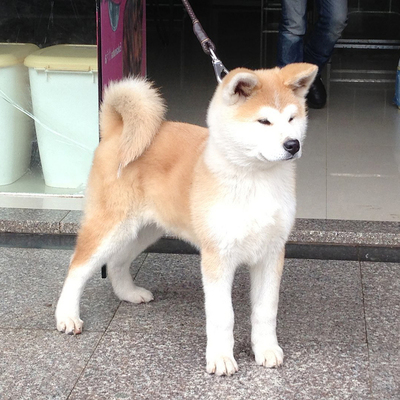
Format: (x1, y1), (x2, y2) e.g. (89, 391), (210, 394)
(209, 48), (229, 83)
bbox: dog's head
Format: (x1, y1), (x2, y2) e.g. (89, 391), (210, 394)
(207, 63), (318, 168)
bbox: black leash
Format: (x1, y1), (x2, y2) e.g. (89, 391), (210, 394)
(181, 0), (229, 82)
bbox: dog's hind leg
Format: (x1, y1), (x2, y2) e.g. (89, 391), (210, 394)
(55, 219), (138, 335)
(250, 249), (285, 368)
(107, 224), (163, 303)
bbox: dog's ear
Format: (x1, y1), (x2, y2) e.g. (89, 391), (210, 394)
(280, 63), (318, 98)
(222, 69), (260, 105)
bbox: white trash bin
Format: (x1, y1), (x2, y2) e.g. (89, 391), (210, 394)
(24, 44), (99, 189)
(0, 43), (38, 185)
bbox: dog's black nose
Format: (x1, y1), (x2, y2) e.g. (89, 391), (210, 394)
(283, 139), (300, 156)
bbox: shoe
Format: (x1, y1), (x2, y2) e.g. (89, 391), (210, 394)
(306, 76), (327, 109)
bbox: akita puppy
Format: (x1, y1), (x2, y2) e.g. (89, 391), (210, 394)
(56, 63), (317, 376)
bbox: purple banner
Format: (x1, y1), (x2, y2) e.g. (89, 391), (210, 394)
(98, 0), (146, 93)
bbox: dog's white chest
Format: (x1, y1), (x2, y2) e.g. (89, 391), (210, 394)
(206, 178), (295, 262)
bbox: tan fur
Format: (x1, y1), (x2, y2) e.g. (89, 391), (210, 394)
(68, 122), (207, 270)
(224, 67), (312, 121)
(200, 247), (226, 281)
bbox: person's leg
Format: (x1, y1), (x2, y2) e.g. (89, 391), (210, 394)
(277, 0), (308, 67)
(303, 0), (347, 108)
(304, 0), (348, 72)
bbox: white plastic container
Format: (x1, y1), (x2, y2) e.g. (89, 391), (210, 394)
(24, 44), (98, 189)
(0, 43), (38, 185)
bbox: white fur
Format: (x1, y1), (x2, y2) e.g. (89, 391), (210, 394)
(200, 156), (296, 374)
(193, 71), (307, 374)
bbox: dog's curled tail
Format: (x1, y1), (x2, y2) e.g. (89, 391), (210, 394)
(100, 77), (166, 170)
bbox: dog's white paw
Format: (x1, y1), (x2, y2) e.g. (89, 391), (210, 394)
(254, 345), (284, 368)
(56, 313), (83, 335)
(206, 355), (238, 376)
(120, 286), (154, 304)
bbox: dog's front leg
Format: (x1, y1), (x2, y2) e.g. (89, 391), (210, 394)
(201, 251), (238, 376)
(250, 250), (285, 368)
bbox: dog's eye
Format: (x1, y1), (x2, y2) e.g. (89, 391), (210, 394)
(289, 116), (295, 123)
(258, 119), (272, 126)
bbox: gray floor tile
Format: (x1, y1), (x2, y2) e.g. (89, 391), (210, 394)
(69, 327), (370, 400)
(4, 250), (400, 400)
(115, 255), (366, 345)
(0, 208), (69, 233)
(290, 219), (400, 247)
(362, 262), (400, 399)
(278, 259), (366, 344)
(0, 248), (146, 331)
(0, 329), (102, 400)
(296, 109), (328, 219)
(327, 174), (400, 221)
(109, 253), (204, 332)
(59, 210), (83, 234)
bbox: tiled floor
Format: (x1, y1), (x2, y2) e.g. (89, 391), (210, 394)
(1, 248), (399, 399)
(297, 82), (400, 221)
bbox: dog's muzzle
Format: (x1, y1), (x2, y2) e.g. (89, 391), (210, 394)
(283, 139), (300, 156)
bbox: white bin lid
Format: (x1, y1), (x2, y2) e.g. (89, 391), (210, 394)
(0, 43), (39, 67)
(24, 44), (97, 72)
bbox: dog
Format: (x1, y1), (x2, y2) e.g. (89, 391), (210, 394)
(56, 63), (317, 376)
